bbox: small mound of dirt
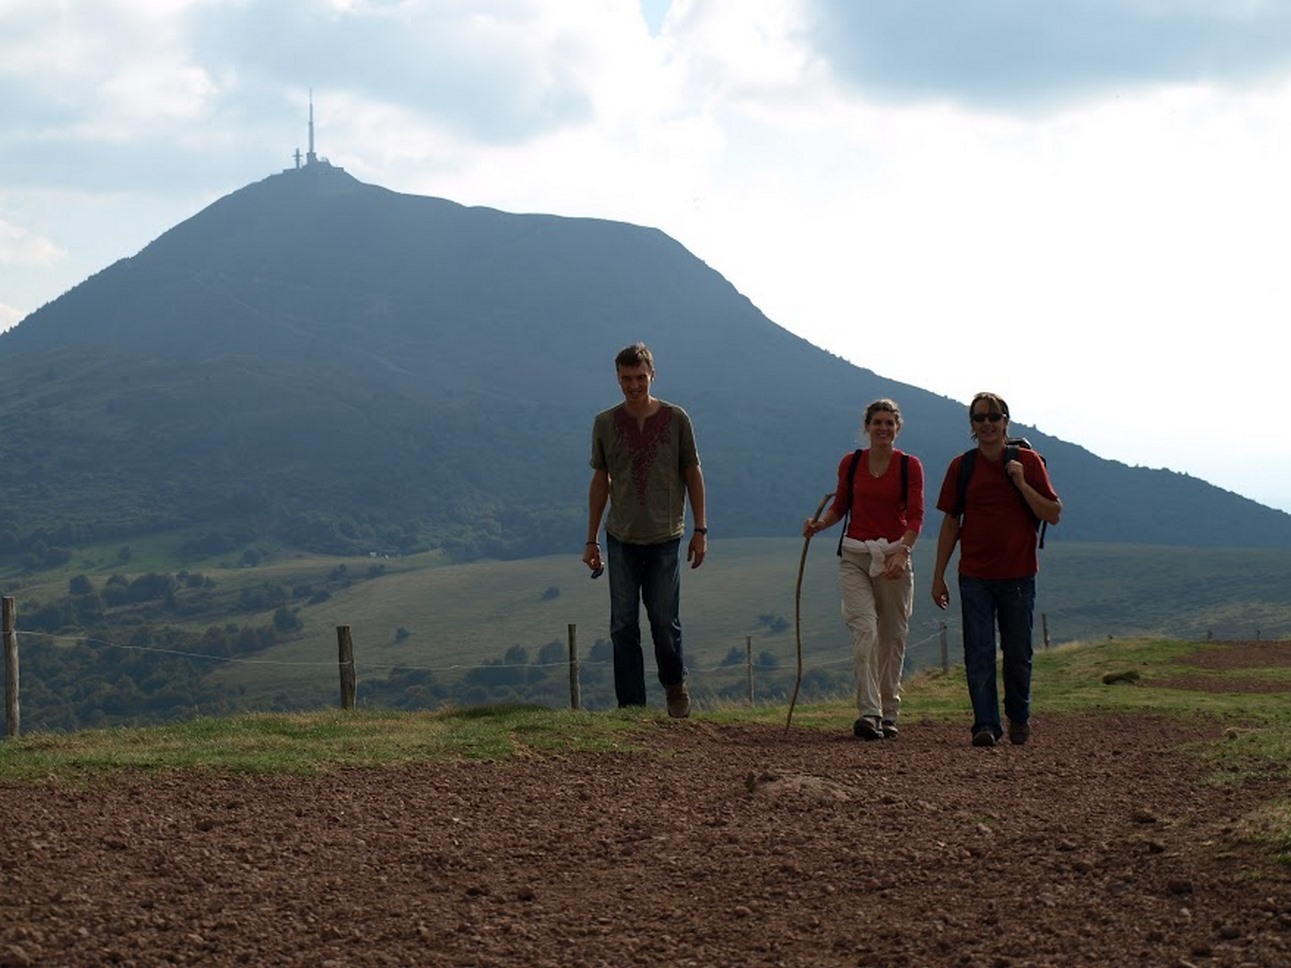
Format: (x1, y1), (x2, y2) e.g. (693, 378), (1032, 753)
(744, 769), (854, 801)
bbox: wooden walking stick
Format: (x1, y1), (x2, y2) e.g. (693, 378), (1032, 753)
(786, 492), (834, 732)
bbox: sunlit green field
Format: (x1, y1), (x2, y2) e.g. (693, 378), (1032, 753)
(207, 538), (1291, 703)
(8, 537), (1291, 710)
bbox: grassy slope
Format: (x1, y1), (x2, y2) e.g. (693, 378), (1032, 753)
(214, 537), (1291, 702)
(8, 537), (1291, 707)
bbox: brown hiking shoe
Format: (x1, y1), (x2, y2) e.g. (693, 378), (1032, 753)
(666, 682), (691, 719)
(1008, 719), (1031, 745)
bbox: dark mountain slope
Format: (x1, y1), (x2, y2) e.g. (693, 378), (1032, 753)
(9, 168), (836, 408)
(2, 166), (1288, 558)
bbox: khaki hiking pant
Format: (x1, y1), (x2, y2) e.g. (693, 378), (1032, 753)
(839, 548), (913, 722)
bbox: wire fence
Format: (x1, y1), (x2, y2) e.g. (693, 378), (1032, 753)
(6, 598), (1283, 738)
(11, 619), (957, 678)
(3, 604), (967, 736)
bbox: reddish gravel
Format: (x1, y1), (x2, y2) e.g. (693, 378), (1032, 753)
(2, 643), (1289, 967)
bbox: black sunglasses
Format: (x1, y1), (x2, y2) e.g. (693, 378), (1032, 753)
(971, 412), (1005, 423)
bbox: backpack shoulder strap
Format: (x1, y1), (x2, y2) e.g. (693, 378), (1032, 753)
(1005, 442), (1047, 548)
(952, 448), (977, 519)
(836, 449), (865, 557)
(900, 453), (909, 510)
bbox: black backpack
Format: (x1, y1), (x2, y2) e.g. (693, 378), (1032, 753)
(836, 449), (910, 557)
(952, 437), (1048, 548)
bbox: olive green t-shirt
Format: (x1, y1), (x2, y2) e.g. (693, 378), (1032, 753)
(590, 401), (700, 545)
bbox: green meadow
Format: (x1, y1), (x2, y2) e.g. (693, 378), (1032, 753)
(205, 537), (1291, 704)
(7, 536), (1291, 712)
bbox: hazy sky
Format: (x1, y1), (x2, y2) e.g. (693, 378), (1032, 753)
(4, 0), (1291, 513)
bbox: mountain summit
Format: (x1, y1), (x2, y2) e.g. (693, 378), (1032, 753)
(1, 169), (1288, 559)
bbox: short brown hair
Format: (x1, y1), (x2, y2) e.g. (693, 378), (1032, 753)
(615, 342), (655, 373)
(969, 392), (1009, 420)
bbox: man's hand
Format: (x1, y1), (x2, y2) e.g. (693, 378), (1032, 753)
(687, 532), (707, 569)
(931, 575), (951, 610)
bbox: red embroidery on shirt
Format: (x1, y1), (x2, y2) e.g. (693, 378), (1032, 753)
(613, 405), (674, 505)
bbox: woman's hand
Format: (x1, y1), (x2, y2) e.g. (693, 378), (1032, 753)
(883, 545), (912, 579)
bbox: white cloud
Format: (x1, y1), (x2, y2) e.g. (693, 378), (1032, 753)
(0, 218), (64, 267)
(99, 63), (219, 127)
(0, 303), (23, 332)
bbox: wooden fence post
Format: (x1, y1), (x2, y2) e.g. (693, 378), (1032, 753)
(336, 625), (356, 710)
(745, 635), (753, 704)
(939, 621), (948, 672)
(1042, 613), (1051, 649)
(567, 623), (581, 711)
(3, 596), (18, 738)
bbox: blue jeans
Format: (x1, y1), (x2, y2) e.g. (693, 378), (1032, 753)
(606, 534), (685, 707)
(959, 575), (1035, 739)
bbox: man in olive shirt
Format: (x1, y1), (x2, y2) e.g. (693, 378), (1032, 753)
(583, 343), (707, 717)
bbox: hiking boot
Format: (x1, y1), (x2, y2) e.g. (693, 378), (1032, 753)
(853, 717), (884, 741)
(665, 681), (691, 719)
(972, 726), (997, 748)
(881, 719), (899, 739)
(1008, 719), (1031, 745)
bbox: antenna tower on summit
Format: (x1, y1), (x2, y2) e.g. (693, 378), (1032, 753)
(306, 89), (318, 165)
(288, 89), (338, 172)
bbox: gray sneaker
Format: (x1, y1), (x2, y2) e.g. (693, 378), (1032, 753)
(881, 719), (899, 739)
(665, 681), (691, 719)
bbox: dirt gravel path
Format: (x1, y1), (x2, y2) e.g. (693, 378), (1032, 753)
(2, 644), (1289, 967)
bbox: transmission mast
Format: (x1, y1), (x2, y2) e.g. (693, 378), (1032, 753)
(306, 89), (318, 166)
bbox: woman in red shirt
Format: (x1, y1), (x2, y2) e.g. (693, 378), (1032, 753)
(804, 399), (925, 740)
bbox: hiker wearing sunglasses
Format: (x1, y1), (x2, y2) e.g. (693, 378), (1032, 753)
(584, 342), (707, 718)
(803, 398), (925, 741)
(930, 393), (1062, 748)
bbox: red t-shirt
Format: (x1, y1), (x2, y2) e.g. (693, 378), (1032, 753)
(827, 449), (925, 542)
(936, 448), (1056, 579)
